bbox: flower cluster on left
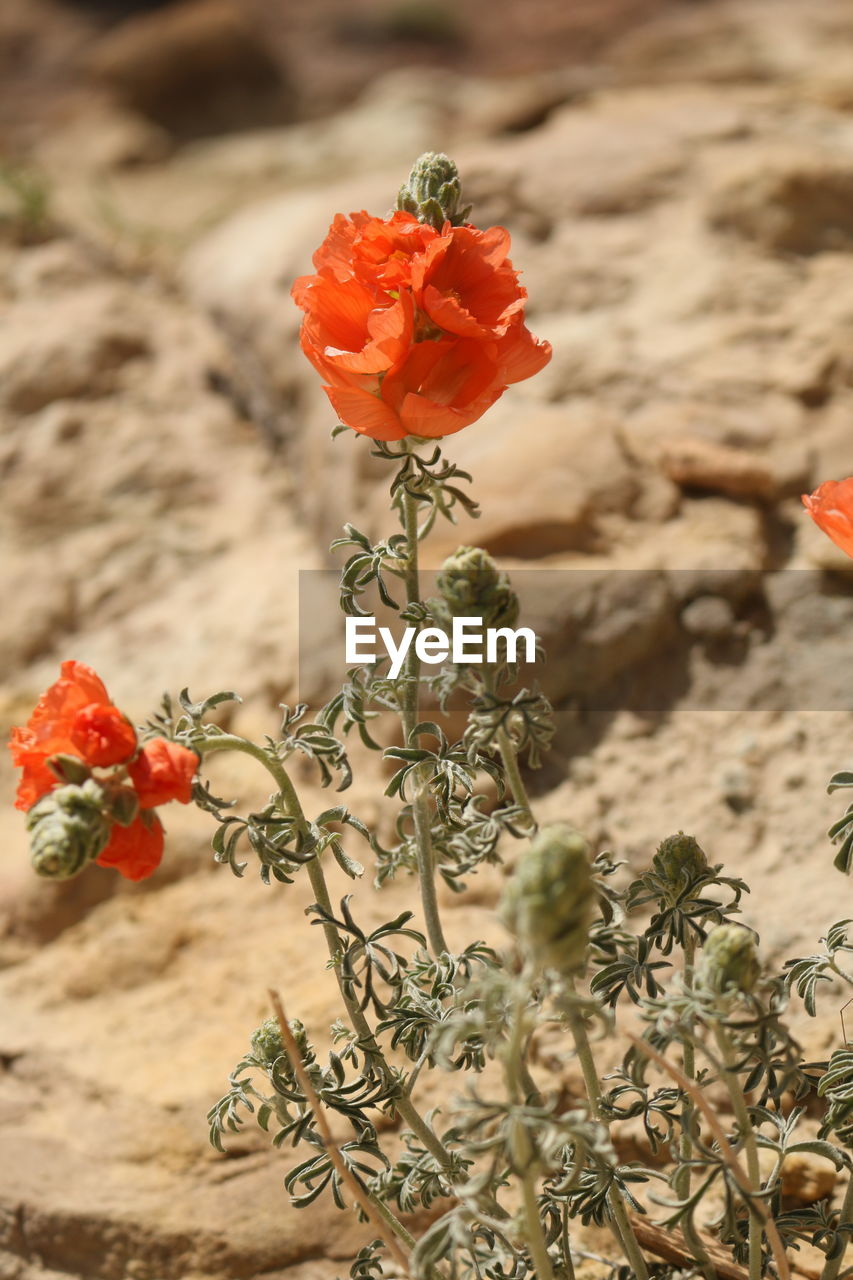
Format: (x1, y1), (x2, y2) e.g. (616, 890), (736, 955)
(8, 661), (199, 882)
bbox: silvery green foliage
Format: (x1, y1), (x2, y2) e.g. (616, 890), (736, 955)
(181, 439), (853, 1280)
(397, 151), (472, 231)
(27, 778), (116, 878)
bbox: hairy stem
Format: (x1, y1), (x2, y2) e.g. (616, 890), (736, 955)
(563, 976), (650, 1280)
(676, 934), (716, 1279)
(495, 723), (536, 828)
(400, 469), (448, 957)
(504, 979), (556, 1280)
(270, 989), (413, 1275)
(197, 732), (453, 1173)
(628, 1032), (790, 1280)
(714, 1023), (764, 1280)
(820, 1172), (853, 1280)
(480, 667), (536, 829)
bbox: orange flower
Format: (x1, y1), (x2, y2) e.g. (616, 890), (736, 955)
(309, 210), (437, 289)
(10, 662), (202, 883)
(292, 212), (551, 441)
(96, 811), (165, 882)
(128, 739), (199, 808)
(410, 225), (526, 340)
(802, 479), (853, 558)
(326, 326), (550, 441)
(70, 704), (139, 768)
(295, 275), (414, 380)
(9, 660), (137, 811)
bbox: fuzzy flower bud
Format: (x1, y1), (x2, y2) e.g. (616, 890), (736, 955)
(434, 546), (520, 633)
(26, 779), (112, 879)
(652, 832), (710, 901)
(250, 1016), (310, 1071)
(396, 151), (471, 230)
(697, 923), (760, 997)
(502, 825), (595, 976)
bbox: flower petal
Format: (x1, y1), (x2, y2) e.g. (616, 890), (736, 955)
(324, 385), (407, 440)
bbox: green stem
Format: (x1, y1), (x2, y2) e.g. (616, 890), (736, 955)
(196, 732), (453, 1173)
(676, 936), (715, 1279)
(821, 1173), (853, 1280)
(400, 473), (448, 958)
(504, 979), (556, 1280)
(714, 1023), (763, 1280)
(563, 976), (650, 1280)
(561, 1203), (577, 1280)
(480, 668), (536, 829)
(369, 1189), (418, 1252)
(496, 724), (536, 827)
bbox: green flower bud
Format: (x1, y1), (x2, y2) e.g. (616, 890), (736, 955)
(697, 923), (760, 997)
(105, 785), (140, 828)
(434, 546), (520, 633)
(26, 780), (112, 880)
(652, 832), (710, 901)
(250, 1016), (310, 1071)
(46, 753), (93, 786)
(502, 825), (595, 976)
(396, 152), (471, 231)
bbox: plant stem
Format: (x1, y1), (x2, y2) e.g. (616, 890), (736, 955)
(714, 1023), (763, 1280)
(400, 469), (448, 957)
(563, 976), (650, 1280)
(495, 724), (536, 828)
(480, 668), (536, 830)
(628, 1032), (790, 1280)
(677, 935), (716, 1279)
(270, 988), (413, 1275)
(197, 732), (454, 1173)
(504, 979), (556, 1280)
(821, 1172), (853, 1280)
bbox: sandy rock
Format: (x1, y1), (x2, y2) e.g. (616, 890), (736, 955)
(85, 0), (294, 139)
(781, 1151), (838, 1203)
(681, 594), (737, 639)
(708, 148), (853, 255)
(0, 284), (149, 414)
(521, 568), (679, 707)
(659, 436), (782, 500)
(608, 5), (774, 85)
(401, 402), (640, 561)
(35, 105), (173, 174)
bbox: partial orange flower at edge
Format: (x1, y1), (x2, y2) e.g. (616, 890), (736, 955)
(802, 478), (853, 559)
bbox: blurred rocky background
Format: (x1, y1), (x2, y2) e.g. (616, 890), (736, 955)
(3, 0), (853, 1276)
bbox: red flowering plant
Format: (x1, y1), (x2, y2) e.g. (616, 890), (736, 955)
(292, 153), (551, 440)
(10, 660), (198, 881)
(12, 156), (853, 1280)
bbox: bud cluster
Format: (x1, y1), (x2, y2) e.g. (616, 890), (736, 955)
(502, 825), (595, 976)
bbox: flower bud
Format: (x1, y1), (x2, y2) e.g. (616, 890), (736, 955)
(502, 825), (595, 976)
(104, 784), (140, 828)
(46, 753), (93, 786)
(697, 924), (760, 997)
(652, 832), (710, 901)
(434, 546), (520, 633)
(250, 1016), (310, 1071)
(396, 152), (471, 231)
(26, 779), (112, 879)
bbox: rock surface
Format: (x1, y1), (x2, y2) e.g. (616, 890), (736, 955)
(5, 2), (853, 1277)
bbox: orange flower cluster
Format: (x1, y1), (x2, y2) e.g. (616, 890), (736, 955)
(802, 479), (853, 559)
(9, 661), (198, 880)
(292, 211), (552, 440)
